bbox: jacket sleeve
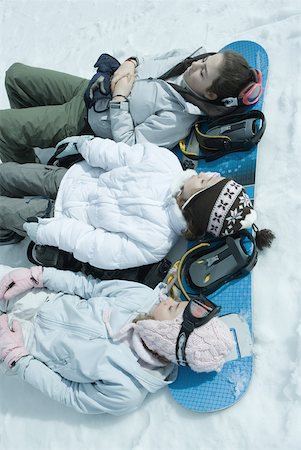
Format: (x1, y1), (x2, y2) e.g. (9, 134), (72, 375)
(36, 216), (165, 270)
(15, 356), (147, 415)
(42, 268), (152, 305)
(107, 47), (206, 149)
(79, 137), (147, 169)
(109, 106), (194, 149)
(42, 267), (101, 299)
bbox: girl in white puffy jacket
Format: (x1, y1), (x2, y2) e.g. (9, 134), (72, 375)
(0, 136), (267, 269)
(0, 137), (191, 265)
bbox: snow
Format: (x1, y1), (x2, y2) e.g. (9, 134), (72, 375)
(228, 367), (250, 399)
(1, 0), (301, 449)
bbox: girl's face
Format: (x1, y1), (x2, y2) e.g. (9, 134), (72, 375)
(181, 171), (222, 201)
(152, 297), (188, 321)
(183, 53), (224, 100)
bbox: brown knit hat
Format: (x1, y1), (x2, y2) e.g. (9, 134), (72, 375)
(182, 178), (254, 238)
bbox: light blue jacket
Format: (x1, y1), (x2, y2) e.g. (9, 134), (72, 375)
(88, 48), (206, 149)
(14, 268), (177, 415)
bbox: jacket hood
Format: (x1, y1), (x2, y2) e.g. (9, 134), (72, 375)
(164, 170), (196, 236)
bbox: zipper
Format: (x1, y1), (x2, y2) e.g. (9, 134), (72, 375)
(36, 312), (103, 340)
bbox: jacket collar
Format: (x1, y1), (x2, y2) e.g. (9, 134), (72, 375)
(166, 197), (187, 235)
(166, 169), (197, 235)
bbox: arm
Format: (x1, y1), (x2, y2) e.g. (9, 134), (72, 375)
(15, 356), (147, 415)
(36, 216), (165, 270)
(42, 267), (101, 299)
(42, 268), (151, 302)
(78, 136), (147, 169)
(51, 133), (148, 169)
(0, 265), (103, 302)
(110, 58), (138, 92)
(109, 107), (195, 149)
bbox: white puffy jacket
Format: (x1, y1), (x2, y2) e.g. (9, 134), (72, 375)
(36, 138), (190, 270)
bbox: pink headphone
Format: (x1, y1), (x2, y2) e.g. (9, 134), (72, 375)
(222, 68), (263, 107)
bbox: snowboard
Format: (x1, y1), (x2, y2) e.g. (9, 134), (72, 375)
(168, 40), (268, 412)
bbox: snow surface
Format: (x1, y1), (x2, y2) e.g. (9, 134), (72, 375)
(1, 0), (301, 449)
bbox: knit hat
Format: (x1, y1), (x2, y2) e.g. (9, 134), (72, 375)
(182, 178), (255, 238)
(133, 313), (234, 373)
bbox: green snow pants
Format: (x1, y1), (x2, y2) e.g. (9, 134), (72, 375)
(0, 162), (67, 236)
(0, 63), (89, 163)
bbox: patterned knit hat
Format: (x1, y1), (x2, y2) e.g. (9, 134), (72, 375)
(133, 313), (234, 373)
(182, 178), (256, 238)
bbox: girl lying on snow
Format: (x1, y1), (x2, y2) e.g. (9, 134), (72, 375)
(0, 137), (274, 269)
(0, 265), (234, 415)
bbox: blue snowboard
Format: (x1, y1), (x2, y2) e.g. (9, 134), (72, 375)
(168, 41), (268, 412)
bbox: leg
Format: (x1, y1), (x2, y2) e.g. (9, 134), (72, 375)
(0, 86), (87, 163)
(0, 162), (66, 238)
(0, 196), (55, 236)
(0, 162), (66, 198)
(5, 63), (88, 108)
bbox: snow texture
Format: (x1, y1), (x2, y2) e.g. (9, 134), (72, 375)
(1, 0), (301, 449)
(228, 367), (250, 399)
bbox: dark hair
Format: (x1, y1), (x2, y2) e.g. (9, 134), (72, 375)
(177, 194), (203, 240)
(182, 211), (203, 241)
(210, 50), (254, 99)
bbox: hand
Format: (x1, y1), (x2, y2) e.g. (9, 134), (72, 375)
(23, 221), (39, 242)
(111, 75), (134, 100)
(0, 315), (29, 368)
(0, 266), (43, 301)
(111, 60), (136, 92)
(54, 135), (94, 159)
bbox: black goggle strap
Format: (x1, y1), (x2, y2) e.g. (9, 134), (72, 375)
(175, 295), (221, 366)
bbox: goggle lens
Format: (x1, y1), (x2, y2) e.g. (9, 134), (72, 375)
(188, 296), (220, 320)
(190, 302), (210, 318)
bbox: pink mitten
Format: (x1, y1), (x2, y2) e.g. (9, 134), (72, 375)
(0, 266), (43, 301)
(0, 314), (29, 368)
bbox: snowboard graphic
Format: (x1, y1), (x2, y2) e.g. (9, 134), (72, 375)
(168, 40), (268, 412)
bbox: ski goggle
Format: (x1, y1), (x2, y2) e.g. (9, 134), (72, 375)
(176, 294), (221, 366)
(239, 68), (263, 106)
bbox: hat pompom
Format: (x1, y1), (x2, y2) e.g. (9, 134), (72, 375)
(255, 228), (275, 250)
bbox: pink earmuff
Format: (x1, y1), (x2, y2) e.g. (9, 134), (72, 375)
(239, 69), (263, 106)
(222, 68), (263, 107)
